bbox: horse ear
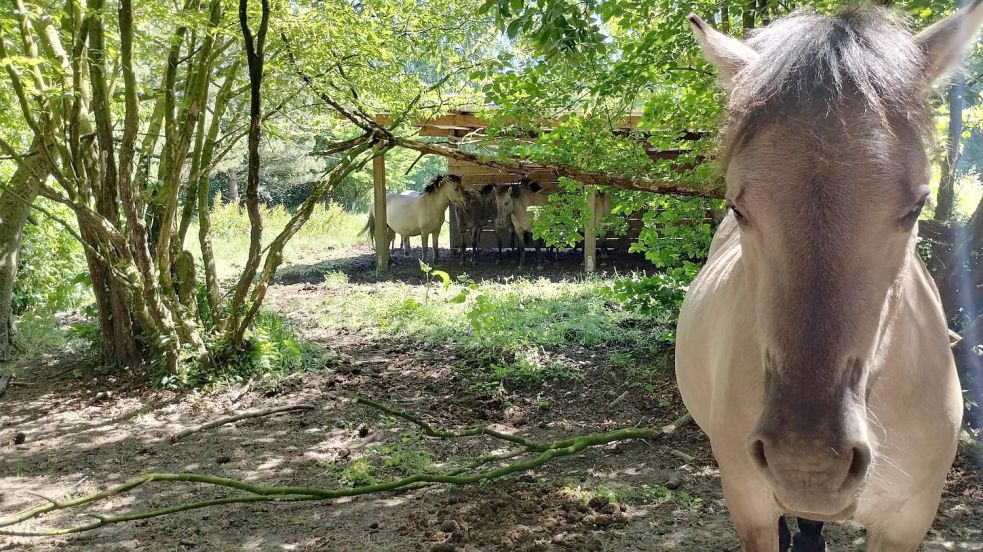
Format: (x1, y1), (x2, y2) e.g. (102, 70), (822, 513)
(688, 14), (758, 88)
(915, 0), (983, 84)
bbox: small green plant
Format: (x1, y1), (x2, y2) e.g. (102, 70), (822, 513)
(324, 433), (435, 488)
(677, 490), (703, 509)
(419, 260), (450, 305)
(608, 267), (694, 319)
(167, 310), (334, 388)
(338, 457), (378, 487)
(568, 483), (698, 507)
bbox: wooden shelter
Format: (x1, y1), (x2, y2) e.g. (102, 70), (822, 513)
(371, 108), (658, 272)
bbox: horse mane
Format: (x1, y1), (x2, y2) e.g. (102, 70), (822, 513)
(722, 5), (931, 162)
(479, 184), (494, 195)
(423, 174), (445, 195)
(519, 178), (542, 193)
(509, 184), (522, 198)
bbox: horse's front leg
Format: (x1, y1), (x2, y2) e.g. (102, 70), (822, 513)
(432, 228), (440, 262)
(861, 485), (946, 552)
(471, 227), (479, 265)
(517, 232), (526, 267)
(717, 460), (784, 552)
(421, 233), (429, 262)
(459, 229), (466, 264)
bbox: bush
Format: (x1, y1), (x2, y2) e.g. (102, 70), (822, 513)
(606, 265), (698, 342)
(161, 310), (336, 389)
(13, 199), (90, 316)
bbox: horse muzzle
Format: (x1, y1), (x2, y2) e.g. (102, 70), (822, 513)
(748, 429), (871, 518)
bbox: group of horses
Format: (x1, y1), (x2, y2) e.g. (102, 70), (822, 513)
(365, 174), (610, 267)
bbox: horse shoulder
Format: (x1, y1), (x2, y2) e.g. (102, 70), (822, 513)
(676, 214), (754, 433)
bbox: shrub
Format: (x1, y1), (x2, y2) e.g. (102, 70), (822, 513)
(13, 199), (90, 316)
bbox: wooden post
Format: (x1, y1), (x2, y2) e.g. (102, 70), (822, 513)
(373, 145), (389, 272)
(584, 187), (597, 273)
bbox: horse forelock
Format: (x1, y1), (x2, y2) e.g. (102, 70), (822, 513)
(720, 6), (932, 167)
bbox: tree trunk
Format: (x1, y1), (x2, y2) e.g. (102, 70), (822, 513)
(742, 0), (756, 32)
(227, 171), (240, 203)
(0, 144), (46, 358)
(757, 0), (770, 25)
(936, 76), (963, 224)
(228, 0), (270, 345)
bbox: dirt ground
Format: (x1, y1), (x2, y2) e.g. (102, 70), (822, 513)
(1, 244), (981, 551)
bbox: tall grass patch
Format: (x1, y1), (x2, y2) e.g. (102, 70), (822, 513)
(188, 201), (366, 278)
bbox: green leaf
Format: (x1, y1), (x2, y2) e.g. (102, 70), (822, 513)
(431, 269), (451, 289)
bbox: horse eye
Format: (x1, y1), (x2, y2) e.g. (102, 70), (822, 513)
(728, 202), (746, 222)
(904, 197), (927, 222)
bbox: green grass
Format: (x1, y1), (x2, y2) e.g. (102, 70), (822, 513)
(185, 201), (455, 279)
(322, 432), (436, 487)
(270, 271), (675, 393)
(565, 483), (702, 508)
(185, 201), (368, 279)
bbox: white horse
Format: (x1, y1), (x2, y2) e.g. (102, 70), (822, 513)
(677, 4), (983, 551)
(495, 179), (548, 267)
(374, 174), (464, 263)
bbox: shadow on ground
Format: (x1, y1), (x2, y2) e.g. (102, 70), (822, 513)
(275, 245), (656, 286)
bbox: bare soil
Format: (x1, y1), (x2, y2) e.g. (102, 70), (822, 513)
(1, 245), (980, 551)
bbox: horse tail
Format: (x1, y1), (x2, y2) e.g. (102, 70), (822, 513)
(359, 210), (375, 243)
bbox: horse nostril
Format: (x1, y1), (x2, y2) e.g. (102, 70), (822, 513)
(846, 444), (872, 484)
(750, 438), (769, 470)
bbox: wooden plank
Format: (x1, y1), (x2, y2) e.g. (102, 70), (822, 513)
(449, 204), (462, 250)
(373, 146), (389, 272)
(584, 188), (597, 272)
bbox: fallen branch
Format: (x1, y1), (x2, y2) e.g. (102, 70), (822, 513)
(2, 398), (694, 537)
(170, 404), (315, 443)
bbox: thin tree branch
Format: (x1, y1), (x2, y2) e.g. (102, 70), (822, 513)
(0, 399), (694, 536)
(170, 404), (315, 442)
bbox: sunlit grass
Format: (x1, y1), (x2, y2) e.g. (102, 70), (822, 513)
(184, 201), (368, 279)
(269, 273), (673, 391)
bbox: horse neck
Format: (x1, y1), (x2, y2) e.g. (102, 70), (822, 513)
(422, 186), (455, 219)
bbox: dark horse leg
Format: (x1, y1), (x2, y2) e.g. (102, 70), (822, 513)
(471, 227), (480, 264)
(517, 231), (527, 267)
(779, 517), (791, 552)
(459, 231), (466, 264)
(792, 518), (824, 552)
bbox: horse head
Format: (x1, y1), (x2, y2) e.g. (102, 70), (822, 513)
(690, 2), (983, 518)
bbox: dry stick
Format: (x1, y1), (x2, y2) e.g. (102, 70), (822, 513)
(2, 400), (694, 536)
(662, 446), (697, 464)
(169, 404), (315, 443)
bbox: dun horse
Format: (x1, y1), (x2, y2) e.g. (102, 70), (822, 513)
(677, 4), (983, 551)
(456, 185), (497, 264)
(364, 174), (464, 262)
(495, 179), (548, 267)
